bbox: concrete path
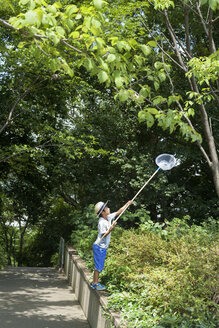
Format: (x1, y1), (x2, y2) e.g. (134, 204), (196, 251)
(0, 267), (90, 328)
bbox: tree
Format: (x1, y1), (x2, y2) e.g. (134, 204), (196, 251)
(0, 14), (109, 265)
(0, 0), (218, 196)
(0, 0), (218, 266)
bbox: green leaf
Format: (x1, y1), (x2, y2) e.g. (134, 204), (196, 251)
(154, 62), (163, 70)
(200, 0), (208, 4)
(139, 87), (150, 98)
(91, 17), (101, 28)
(20, 0), (31, 5)
(154, 81), (160, 90)
(119, 89), (129, 102)
(116, 41), (131, 52)
(134, 55), (143, 66)
(158, 72), (166, 82)
(138, 110), (147, 123)
(55, 26), (65, 37)
(90, 26), (100, 36)
(9, 17), (22, 29)
(61, 61), (74, 77)
(49, 58), (60, 72)
(47, 14), (57, 26)
(147, 107), (159, 115)
(106, 54), (116, 63)
(96, 37), (105, 49)
(47, 31), (60, 44)
(54, 2), (62, 9)
(153, 96), (166, 105)
(69, 31), (80, 39)
(115, 76), (124, 88)
(99, 58), (109, 72)
(75, 14), (82, 20)
(98, 70), (108, 83)
(141, 45), (151, 56)
(209, 0), (218, 10)
(145, 112), (154, 127)
(30, 0), (36, 10)
(84, 58), (95, 71)
(138, 110), (155, 127)
(84, 16), (91, 29)
(93, 0), (105, 10)
(25, 10), (39, 25)
(65, 5), (78, 17)
(147, 41), (157, 47)
(47, 5), (57, 14)
(188, 108), (195, 116)
(18, 42), (26, 49)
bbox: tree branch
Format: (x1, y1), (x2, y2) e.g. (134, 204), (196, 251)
(209, 84), (219, 106)
(60, 39), (83, 54)
(140, 16), (186, 71)
(160, 45), (212, 167)
(212, 16), (219, 23)
(184, 3), (192, 57)
(34, 39), (50, 56)
(208, 9), (216, 53)
(0, 18), (17, 31)
(195, 1), (208, 34)
(59, 185), (78, 208)
(163, 9), (188, 72)
(0, 18), (84, 54)
(0, 77), (40, 134)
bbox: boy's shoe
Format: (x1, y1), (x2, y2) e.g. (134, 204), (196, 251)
(95, 283), (106, 290)
(90, 282), (106, 290)
(97, 283), (105, 289)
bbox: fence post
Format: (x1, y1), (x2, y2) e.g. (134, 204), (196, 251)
(59, 237), (65, 272)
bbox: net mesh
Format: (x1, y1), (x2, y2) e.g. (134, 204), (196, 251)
(155, 154), (176, 171)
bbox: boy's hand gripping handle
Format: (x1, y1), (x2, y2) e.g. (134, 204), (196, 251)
(96, 167), (160, 245)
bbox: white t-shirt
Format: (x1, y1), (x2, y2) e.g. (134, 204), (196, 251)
(94, 213), (116, 249)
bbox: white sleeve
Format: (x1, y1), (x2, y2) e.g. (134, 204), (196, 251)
(98, 220), (108, 235)
(107, 212), (116, 224)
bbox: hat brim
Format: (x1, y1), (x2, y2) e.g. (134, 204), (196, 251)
(97, 201), (108, 216)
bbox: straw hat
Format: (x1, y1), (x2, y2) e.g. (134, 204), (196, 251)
(94, 201), (108, 216)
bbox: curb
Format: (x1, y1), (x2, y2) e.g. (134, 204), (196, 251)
(64, 246), (121, 328)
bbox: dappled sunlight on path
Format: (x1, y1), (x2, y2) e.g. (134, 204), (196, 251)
(0, 267), (90, 328)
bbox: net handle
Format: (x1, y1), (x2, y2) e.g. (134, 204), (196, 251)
(115, 167), (160, 222)
(96, 167), (160, 245)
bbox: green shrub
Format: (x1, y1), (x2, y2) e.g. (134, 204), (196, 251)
(0, 245), (7, 269)
(70, 227), (96, 269)
(50, 252), (60, 268)
(71, 218), (218, 327)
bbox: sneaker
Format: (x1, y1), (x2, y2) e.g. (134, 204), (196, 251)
(90, 282), (106, 290)
(95, 283), (106, 290)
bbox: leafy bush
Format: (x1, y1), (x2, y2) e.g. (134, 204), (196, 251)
(0, 245), (7, 269)
(71, 217), (218, 327)
(71, 226), (96, 269)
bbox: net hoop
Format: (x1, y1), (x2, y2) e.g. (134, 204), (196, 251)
(155, 154), (176, 171)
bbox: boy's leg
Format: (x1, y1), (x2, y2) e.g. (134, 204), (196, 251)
(92, 244), (107, 287)
(93, 269), (99, 285)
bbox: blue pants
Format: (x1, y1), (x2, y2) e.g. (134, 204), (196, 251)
(93, 244), (107, 272)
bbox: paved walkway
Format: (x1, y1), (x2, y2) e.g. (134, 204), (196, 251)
(0, 267), (90, 328)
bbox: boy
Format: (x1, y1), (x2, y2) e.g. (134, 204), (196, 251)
(91, 200), (132, 290)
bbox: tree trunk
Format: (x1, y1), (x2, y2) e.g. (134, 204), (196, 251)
(18, 231), (25, 267)
(164, 8), (219, 198)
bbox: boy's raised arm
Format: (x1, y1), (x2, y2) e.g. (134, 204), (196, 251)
(115, 200), (133, 217)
